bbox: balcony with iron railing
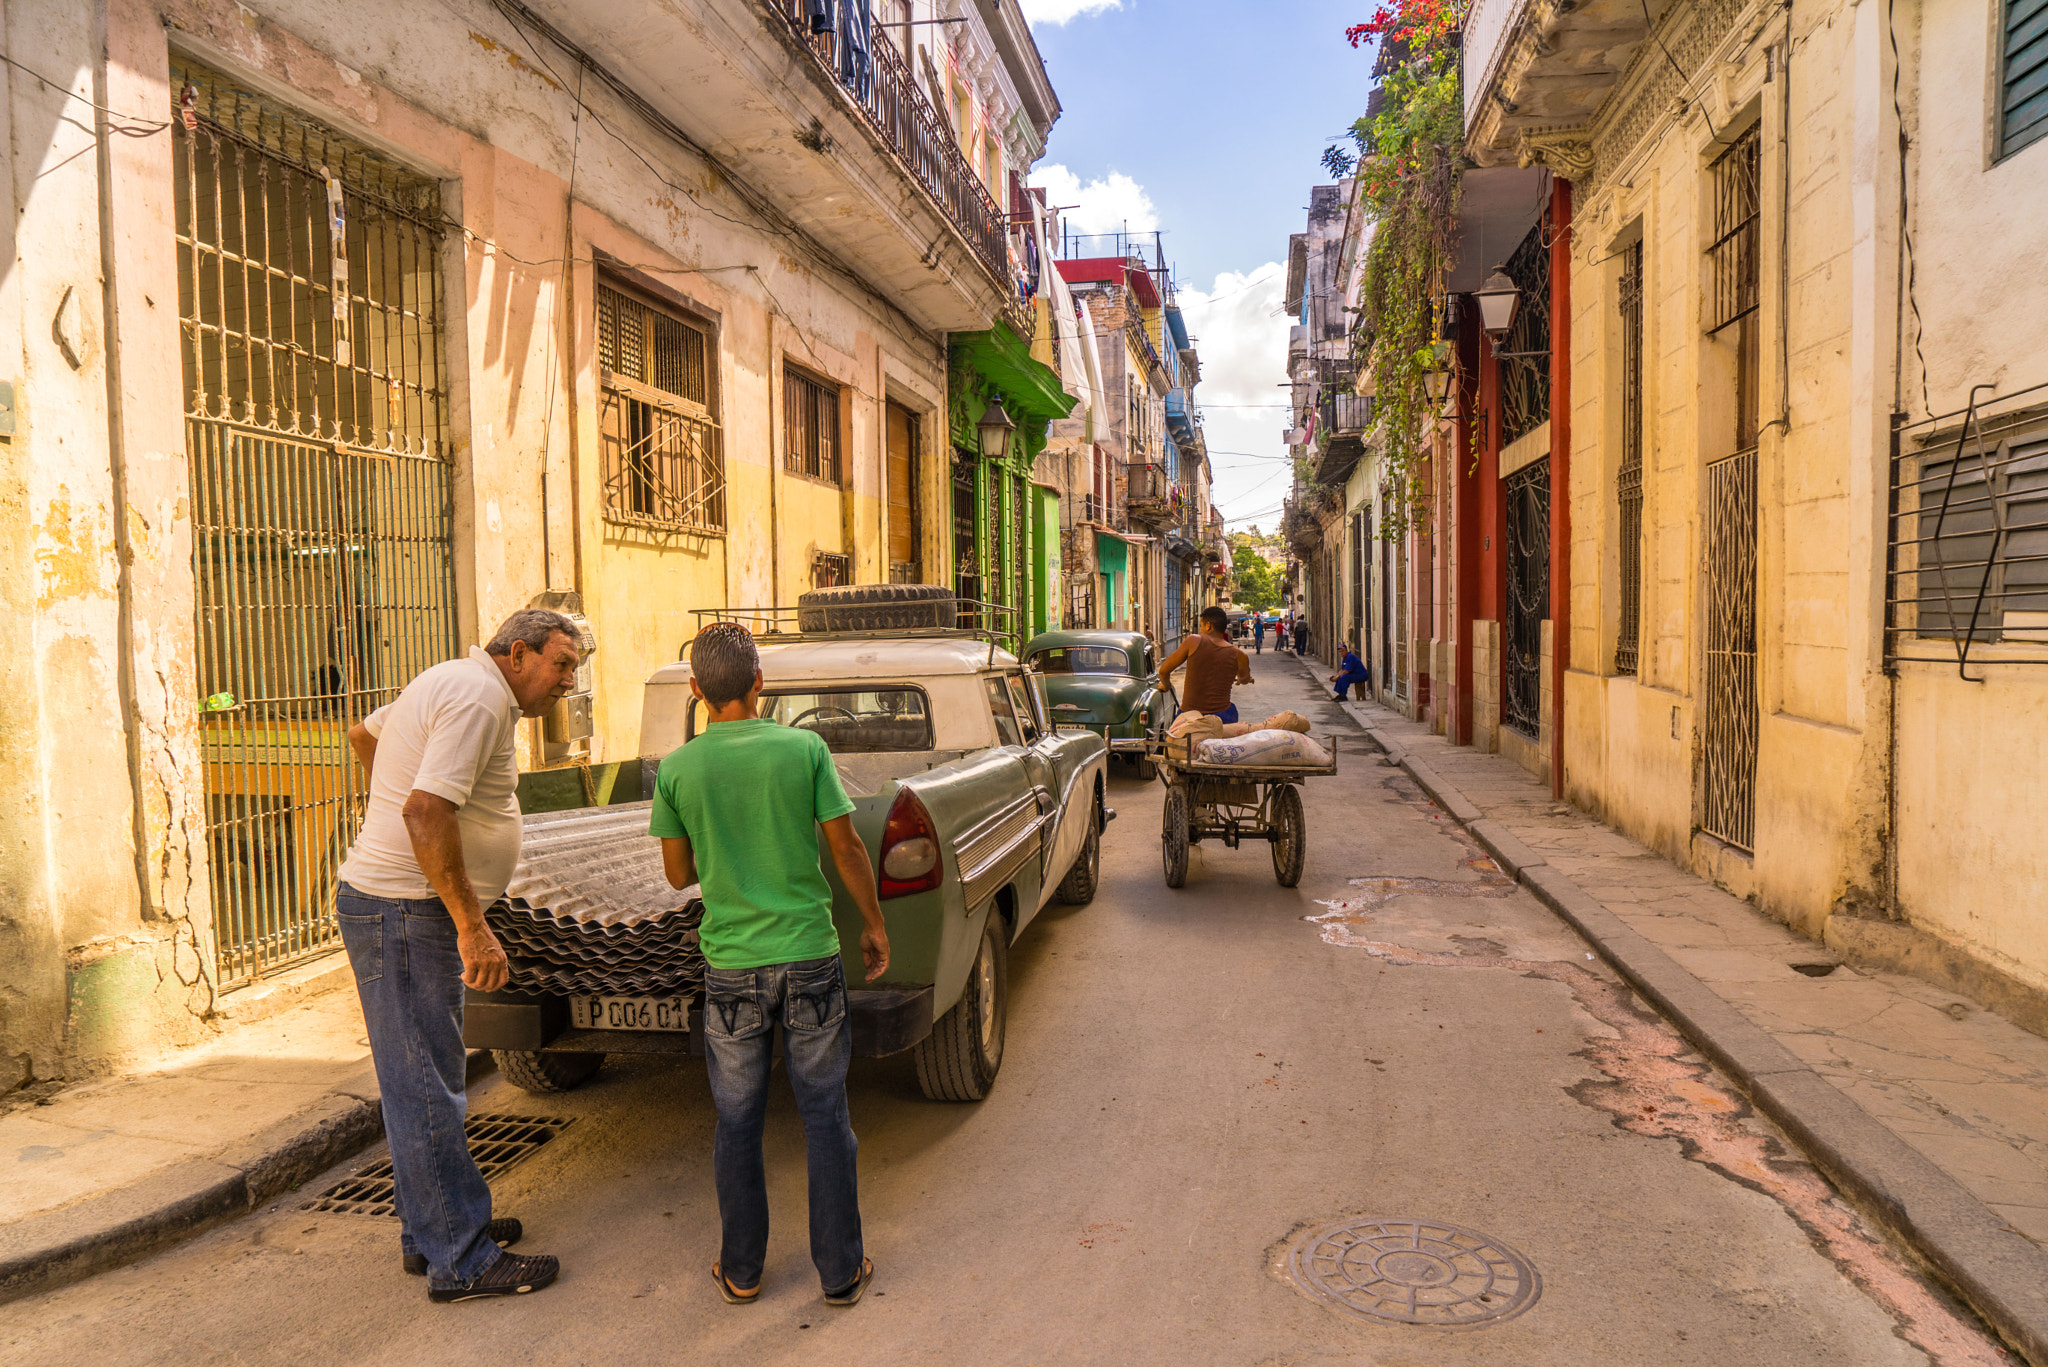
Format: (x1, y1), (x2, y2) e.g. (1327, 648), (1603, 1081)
(1124, 462), (1184, 527)
(761, 0), (1026, 332)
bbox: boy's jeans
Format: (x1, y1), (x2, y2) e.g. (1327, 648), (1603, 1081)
(702, 956), (864, 1292)
(335, 884), (498, 1288)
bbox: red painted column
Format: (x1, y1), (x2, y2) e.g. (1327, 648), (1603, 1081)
(1451, 327), (1483, 746)
(1548, 177), (1574, 799)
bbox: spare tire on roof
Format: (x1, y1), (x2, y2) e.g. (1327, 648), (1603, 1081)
(795, 583), (958, 633)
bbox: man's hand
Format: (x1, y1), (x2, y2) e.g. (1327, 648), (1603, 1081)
(860, 926), (890, 982)
(458, 923), (511, 992)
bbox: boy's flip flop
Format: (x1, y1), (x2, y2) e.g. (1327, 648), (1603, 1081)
(712, 1262), (760, 1304)
(823, 1257), (874, 1307)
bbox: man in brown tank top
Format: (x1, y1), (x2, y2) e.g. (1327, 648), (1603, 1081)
(1159, 606), (1253, 724)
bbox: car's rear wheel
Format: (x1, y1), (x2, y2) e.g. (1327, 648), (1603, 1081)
(1162, 785), (1190, 888)
(494, 1049), (604, 1094)
(913, 916), (1008, 1101)
(794, 583), (956, 633)
(1054, 790), (1101, 905)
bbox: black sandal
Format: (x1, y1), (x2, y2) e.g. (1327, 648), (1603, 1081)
(823, 1257), (874, 1307)
(404, 1217), (523, 1276)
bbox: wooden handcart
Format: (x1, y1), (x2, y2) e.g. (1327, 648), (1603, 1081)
(1152, 734), (1339, 888)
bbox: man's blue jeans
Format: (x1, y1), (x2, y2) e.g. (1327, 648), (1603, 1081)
(702, 956), (864, 1293)
(335, 884), (498, 1288)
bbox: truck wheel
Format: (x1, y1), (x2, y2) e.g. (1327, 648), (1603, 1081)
(494, 1050), (604, 1094)
(1054, 791), (1101, 905)
(794, 583), (956, 633)
(1270, 784), (1306, 888)
(1162, 786), (1190, 888)
(914, 917), (1007, 1101)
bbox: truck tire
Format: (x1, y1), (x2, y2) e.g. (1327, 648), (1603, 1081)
(494, 1049), (604, 1094)
(1270, 784), (1306, 888)
(914, 917), (1007, 1101)
(795, 583), (957, 633)
(1054, 790), (1101, 905)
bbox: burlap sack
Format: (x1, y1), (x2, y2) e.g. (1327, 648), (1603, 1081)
(1259, 710), (1311, 734)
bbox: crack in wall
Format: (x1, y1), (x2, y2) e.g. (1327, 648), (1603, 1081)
(1306, 929), (2012, 1365)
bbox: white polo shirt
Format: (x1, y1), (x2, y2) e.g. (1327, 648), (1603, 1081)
(338, 647), (525, 905)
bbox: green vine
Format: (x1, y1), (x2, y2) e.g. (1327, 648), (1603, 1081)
(1338, 2), (1463, 538)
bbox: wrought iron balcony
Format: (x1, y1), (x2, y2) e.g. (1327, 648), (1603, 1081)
(1123, 462), (1183, 526)
(1320, 391), (1375, 436)
(763, 0), (1012, 306)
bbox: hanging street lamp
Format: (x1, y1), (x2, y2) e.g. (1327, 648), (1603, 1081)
(1472, 266), (1522, 339)
(977, 400), (1015, 462)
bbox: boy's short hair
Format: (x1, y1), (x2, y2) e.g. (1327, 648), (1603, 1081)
(691, 623), (760, 706)
(1200, 606), (1229, 633)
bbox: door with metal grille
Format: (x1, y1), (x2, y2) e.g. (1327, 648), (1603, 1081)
(1701, 130), (1762, 849)
(1503, 461), (1550, 738)
(175, 60), (456, 986)
(1616, 240), (1645, 675)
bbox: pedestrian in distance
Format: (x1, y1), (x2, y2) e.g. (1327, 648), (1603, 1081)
(1252, 615), (1266, 654)
(1159, 605), (1254, 725)
(1274, 618), (1288, 652)
(1295, 617), (1312, 658)
(339, 609), (583, 1301)
(1331, 638), (1370, 701)
(653, 623), (891, 1310)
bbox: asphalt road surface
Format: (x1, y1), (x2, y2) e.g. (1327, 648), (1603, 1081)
(6, 664), (2009, 1367)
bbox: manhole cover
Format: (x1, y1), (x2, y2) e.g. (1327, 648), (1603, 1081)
(302, 1113), (573, 1218)
(1287, 1217), (1540, 1328)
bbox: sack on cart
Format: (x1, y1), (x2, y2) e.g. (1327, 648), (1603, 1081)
(1195, 729), (1332, 768)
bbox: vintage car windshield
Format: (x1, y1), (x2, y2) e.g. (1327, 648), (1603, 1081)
(1028, 645), (1133, 676)
(691, 688), (933, 753)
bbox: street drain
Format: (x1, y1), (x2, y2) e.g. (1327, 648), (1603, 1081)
(1287, 1217), (1540, 1329)
(301, 1112), (574, 1217)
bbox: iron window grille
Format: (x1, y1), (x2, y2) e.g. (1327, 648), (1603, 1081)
(597, 284), (724, 533)
(1887, 383), (2048, 674)
(2000, 0), (2048, 158)
(784, 364), (842, 483)
(173, 56), (458, 988)
(1616, 240), (1646, 675)
(813, 551), (852, 588)
(1708, 129), (1763, 453)
(1503, 460), (1550, 738)
(1498, 216), (1552, 446)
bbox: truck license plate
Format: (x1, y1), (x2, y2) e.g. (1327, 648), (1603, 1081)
(571, 995), (691, 1032)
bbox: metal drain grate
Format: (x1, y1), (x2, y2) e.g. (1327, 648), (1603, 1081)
(302, 1113), (574, 1218)
(1287, 1217), (1541, 1329)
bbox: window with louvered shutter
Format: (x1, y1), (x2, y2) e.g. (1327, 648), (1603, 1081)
(2003, 0), (2048, 157)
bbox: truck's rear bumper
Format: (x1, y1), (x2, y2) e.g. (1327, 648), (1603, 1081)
(463, 985), (935, 1058)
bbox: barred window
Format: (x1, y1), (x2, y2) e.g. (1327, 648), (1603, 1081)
(1912, 434), (2048, 642)
(597, 283), (723, 533)
(785, 365), (841, 483)
(1708, 129), (1763, 454)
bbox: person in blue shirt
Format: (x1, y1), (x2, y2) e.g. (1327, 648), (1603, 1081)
(1252, 616), (1266, 654)
(1330, 638), (1370, 701)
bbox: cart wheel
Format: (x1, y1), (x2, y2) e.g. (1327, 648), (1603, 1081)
(1270, 783), (1306, 887)
(1161, 785), (1191, 888)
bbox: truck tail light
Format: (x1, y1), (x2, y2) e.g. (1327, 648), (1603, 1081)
(878, 787), (943, 899)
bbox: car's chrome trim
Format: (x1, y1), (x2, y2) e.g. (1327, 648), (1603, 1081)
(955, 791), (1044, 910)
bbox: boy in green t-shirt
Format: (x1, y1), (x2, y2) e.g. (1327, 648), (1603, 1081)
(651, 622), (889, 1309)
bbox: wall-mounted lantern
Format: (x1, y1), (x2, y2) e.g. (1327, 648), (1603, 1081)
(1472, 266), (1522, 339)
(977, 400), (1016, 462)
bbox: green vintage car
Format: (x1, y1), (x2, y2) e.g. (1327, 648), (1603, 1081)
(1023, 630), (1177, 780)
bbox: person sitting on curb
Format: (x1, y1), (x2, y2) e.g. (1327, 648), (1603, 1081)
(653, 622), (891, 1311)
(340, 609), (581, 1301)
(1160, 605), (1253, 725)
(1331, 638), (1371, 701)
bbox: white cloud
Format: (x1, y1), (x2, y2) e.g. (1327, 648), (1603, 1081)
(1017, 0), (1122, 24)
(1178, 263), (1295, 525)
(1032, 163), (1158, 239)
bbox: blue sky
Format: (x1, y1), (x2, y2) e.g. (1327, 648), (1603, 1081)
(1022, 0), (1379, 530)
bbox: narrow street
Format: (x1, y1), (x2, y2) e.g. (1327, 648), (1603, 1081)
(2, 666), (2003, 1367)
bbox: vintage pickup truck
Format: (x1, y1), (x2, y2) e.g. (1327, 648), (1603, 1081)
(464, 587), (1111, 1102)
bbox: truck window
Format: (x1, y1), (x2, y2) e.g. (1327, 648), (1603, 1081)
(984, 676), (1022, 748)
(1006, 674), (1041, 743)
(690, 688), (933, 753)
(1028, 645), (1131, 676)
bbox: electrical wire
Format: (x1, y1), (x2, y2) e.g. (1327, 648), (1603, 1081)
(0, 51), (172, 133)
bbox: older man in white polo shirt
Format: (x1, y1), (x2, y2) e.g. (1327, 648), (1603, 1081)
(338, 608), (580, 1302)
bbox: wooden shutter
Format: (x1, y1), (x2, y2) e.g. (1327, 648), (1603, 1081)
(2006, 0), (2048, 154)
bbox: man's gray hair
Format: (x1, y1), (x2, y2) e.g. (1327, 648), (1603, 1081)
(690, 622), (760, 706)
(485, 608), (578, 658)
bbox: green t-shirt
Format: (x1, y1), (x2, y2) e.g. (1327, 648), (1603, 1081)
(649, 717), (856, 970)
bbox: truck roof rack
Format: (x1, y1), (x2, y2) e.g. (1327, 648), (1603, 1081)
(684, 600), (1022, 666)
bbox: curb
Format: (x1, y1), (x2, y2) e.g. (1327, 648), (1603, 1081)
(1336, 708), (2048, 1367)
(0, 1049), (494, 1307)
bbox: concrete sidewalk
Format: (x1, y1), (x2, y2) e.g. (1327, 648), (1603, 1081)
(0, 968), (406, 1304)
(1289, 658), (2048, 1364)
